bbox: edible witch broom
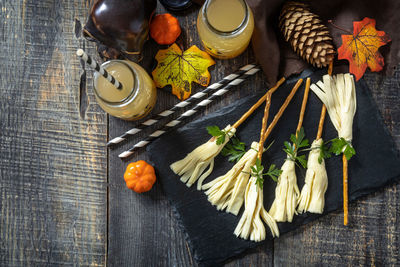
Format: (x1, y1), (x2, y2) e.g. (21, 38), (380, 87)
(170, 78), (286, 189)
(279, 2), (358, 225)
(269, 78), (311, 222)
(297, 106), (328, 214)
(202, 79), (303, 216)
(234, 79), (303, 241)
(297, 63), (333, 214)
(310, 72), (356, 225)
(278, 2), (338, 219)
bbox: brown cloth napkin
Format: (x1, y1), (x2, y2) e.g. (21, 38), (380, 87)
(246, 0), (400, 84)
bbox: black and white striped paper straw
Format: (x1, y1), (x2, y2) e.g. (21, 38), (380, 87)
(118, 67), (261, 158)
(76, 49), (122, 90)
(107, 63), (259, 146)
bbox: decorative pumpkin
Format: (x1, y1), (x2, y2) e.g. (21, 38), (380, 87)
(124, 160), (156, 193)
(150, 13), (181, 45)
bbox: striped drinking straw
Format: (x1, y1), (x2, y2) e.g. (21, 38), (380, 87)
(118, 67), (262, 158)
(76, 49), (122, 90)
(107, 63), (260, 146)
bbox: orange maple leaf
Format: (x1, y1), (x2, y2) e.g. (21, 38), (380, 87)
(338, 17), (391, 81)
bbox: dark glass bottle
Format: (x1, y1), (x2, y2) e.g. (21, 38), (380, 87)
(83, 0), (157, 55)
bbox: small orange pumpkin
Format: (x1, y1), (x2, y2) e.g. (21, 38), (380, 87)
(124, 160), (156, 193)
(150, 13), (181, 45)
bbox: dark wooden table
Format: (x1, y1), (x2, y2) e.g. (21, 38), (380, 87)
(1, 1), (399, 266)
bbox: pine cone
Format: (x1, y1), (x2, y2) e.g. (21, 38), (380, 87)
(279, 2), (335, 68)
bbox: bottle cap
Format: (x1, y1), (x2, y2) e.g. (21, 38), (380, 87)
(159, 0), (192, 11)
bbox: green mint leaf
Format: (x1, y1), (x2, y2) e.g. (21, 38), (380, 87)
(268, 164), (276, 172)
(232, 137), (241, 146)
(295, 128), (309, 149)
(267, 174), (278, 182)
(221, 136), (246, 162)
(250, 165), (257, 173)
(344, 144), (356, 160)
(328, 137), (356, 161)
(296, 127), (305, 141)
(299, 139), (309, 148)
(284, 128), (309, 160)
(206, 125), (223, 137)
(228, 155), (237, 162)
(284, 141), (293, 152)
(233, 139), (245, 150)
(251, 158), (266, 189)
(221, 146), (230, 156)
(296, 155), (307, 168)
(264, 164), (281, 182)
(255, 176), (264, 189)
(318, 141), (332, 164)
(216, 135), (225, 145)
(290, 133), (297, 144)
(228, 151), (245, 162)
(221, 143), (233, 154)
(207, 125), (227, 145)
(283, 140), (296, 162)
(329, 138), (347, 155)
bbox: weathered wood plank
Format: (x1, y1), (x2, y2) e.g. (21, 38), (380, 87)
(3, 0), (397, 266)
(107, 2), (273, 266)
(0, 0), (106, 266)
(273, 70), (400, 266)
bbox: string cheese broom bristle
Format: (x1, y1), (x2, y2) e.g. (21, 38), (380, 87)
(235, 174), (280, 241)
(310, 71), (356, 225)
(235, 79), (303, 241)
(202, 79), (289, 214)
(297, 63), (332, 214)
(171, 78), (286, 189)
(202, 141), (259, 215)
(269, 78), (311, 223)
(170, 124), (235, 188)
(297, 137), (328, 214)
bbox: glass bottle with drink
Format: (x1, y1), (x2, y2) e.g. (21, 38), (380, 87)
(93, 60), (157, 121)
(197, 0), (254, 59)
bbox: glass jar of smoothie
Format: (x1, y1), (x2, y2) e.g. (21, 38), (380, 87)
(93, 60), (157, 121)
(197, 0), (254, 59)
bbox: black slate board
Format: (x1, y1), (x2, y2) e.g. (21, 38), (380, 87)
(147, 70), (400, 266)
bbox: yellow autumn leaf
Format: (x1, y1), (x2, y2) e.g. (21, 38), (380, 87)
(152, 44), (215, 100)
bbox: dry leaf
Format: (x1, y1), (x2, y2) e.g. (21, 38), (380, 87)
(152, 44), (215, 100)
(337, 17), (391, 81)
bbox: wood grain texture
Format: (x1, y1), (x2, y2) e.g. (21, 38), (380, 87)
(0, 0), (106, 266)
(273, 70), (400, 266)
(107, 2), (273, 267)
(2, 0), (399, 266)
